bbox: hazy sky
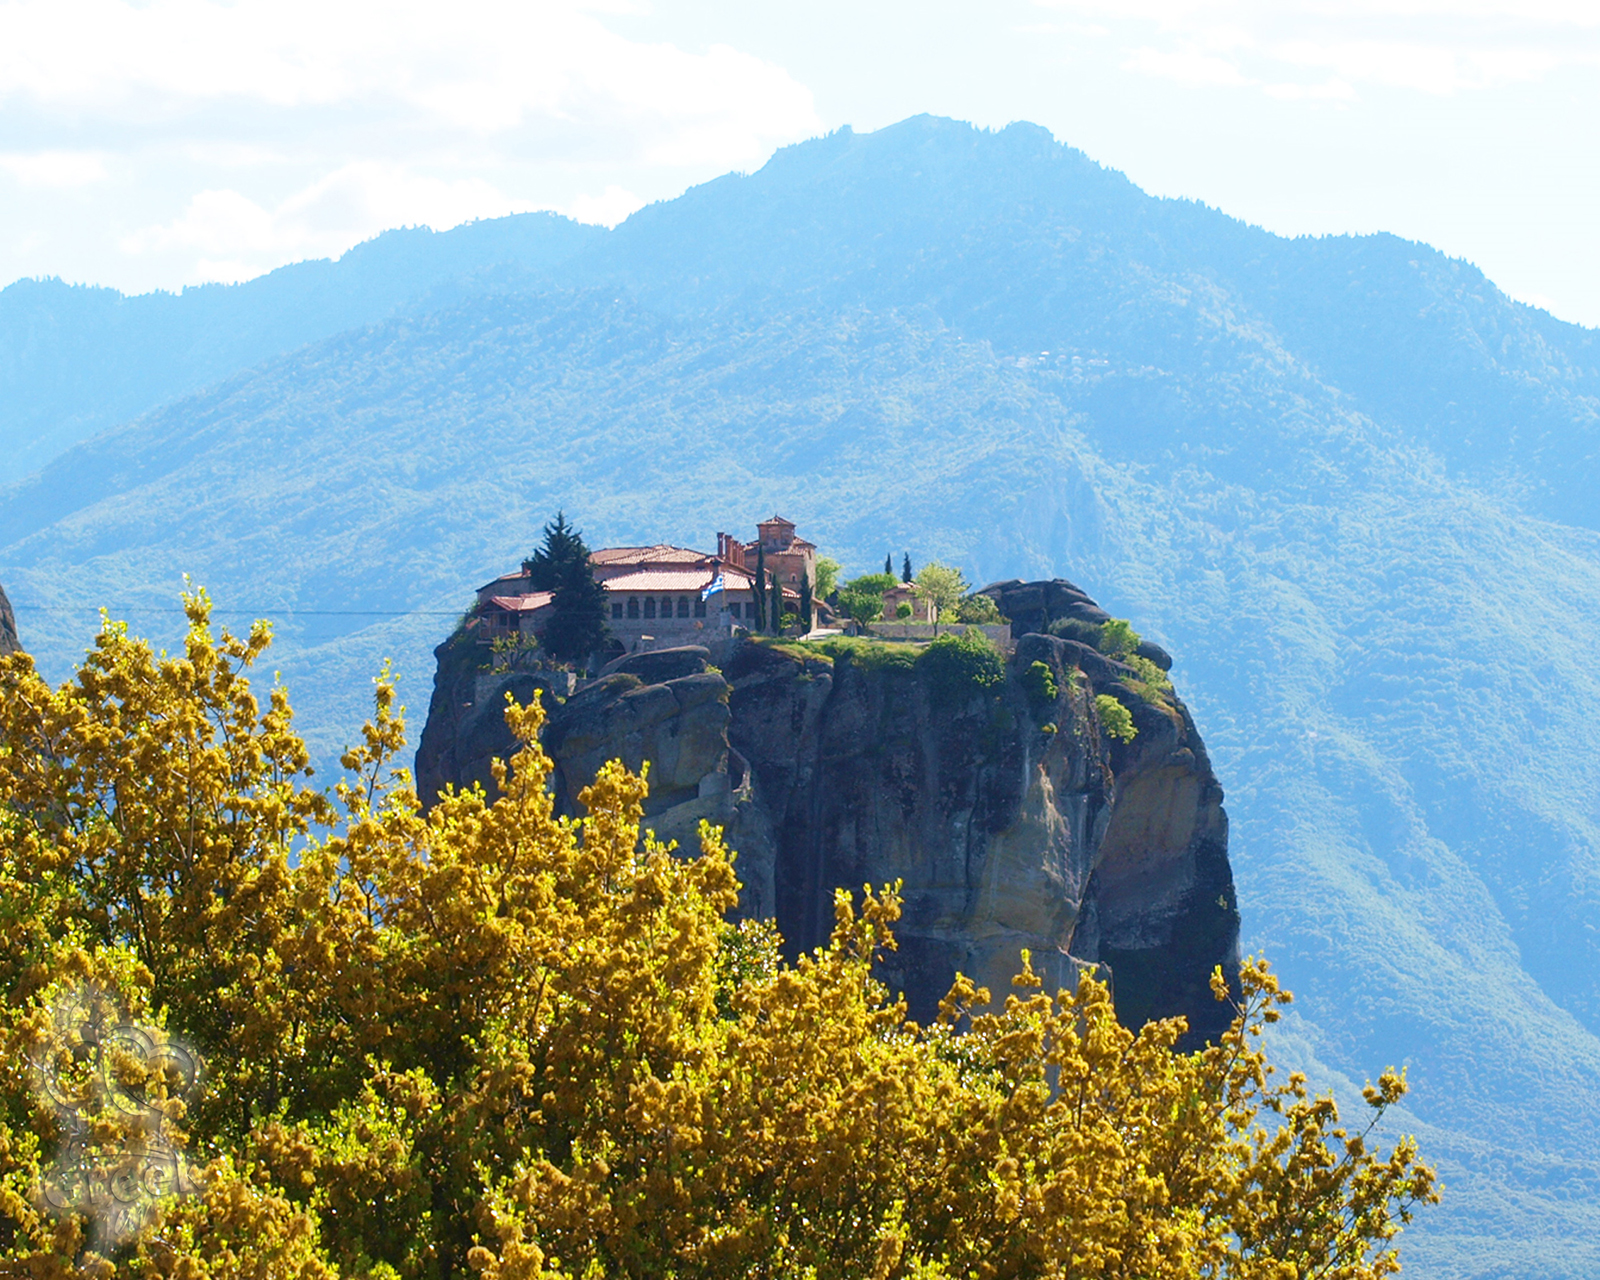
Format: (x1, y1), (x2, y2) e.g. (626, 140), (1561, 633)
(1, 0), (1595, 326)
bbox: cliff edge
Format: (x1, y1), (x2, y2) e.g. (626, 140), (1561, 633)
(0, 580), (18, 656)
(415, 580), (1239, 1042)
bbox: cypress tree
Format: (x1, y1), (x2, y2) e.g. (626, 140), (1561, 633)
(885, 553), (894, 577)
(753, 546), (768, 631)
(770, 577), (783, 633)
(902, 553), (913, 583)
(799, 569), (813, 632)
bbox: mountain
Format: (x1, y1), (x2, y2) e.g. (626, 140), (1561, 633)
(0, 212), (603, 485)
(4, 115), (1600, 1277)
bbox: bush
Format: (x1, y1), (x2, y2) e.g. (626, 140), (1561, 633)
(955, 593), (1003, 624)
(1097, 618), (1141, 658)
(1123, 652), (1172, 703)
(813, 634), (920, 673)
(1048, 617), (1104, 646)
(1096, 692), (1138, 742)
(917, 632), (1006, 702)
(895, 601), (913, 619)
(1023, 659), (1059, 705)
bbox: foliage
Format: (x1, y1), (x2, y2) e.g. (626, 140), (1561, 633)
(1124, 652), (1173, 704)
(1048, 617), (1104, 647)
(490, 631), (541, 673)
(913, 563), (968, 624)
(753, 546), (768, 632)
(813, 557), (841, 601)
(527, 513), (610, 665)
(810, 634), (920, 673)
(1097, 692), (1138, 743)
(954, 593), (1003, 624)
(916, 631), (1006, 702)
(522, 511), (585, 591)
(838, 573), (897, 624)
(1022, 659), (1059, 705)
(1097, 618), (1142, 658)
(902, 553), (913, 583)
(895, 602), (913, 619)
(0, 599), (1436, 1277)
(799, 570), (813, 630)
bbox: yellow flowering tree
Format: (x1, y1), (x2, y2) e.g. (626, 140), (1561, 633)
(0, 596), (1436, 1278)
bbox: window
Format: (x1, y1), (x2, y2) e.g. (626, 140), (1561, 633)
(627, 597), (640, 619)
(677, 597), (690, 618)
(661, 598), (673, 618)
(644, 598), (656, 619)
(694, 598), (706, 618)
(729, 602), (741, 619)
(611, 602), (624, 619)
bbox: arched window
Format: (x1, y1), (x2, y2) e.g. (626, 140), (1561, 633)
(627, 597), (640, 619)
(611, 601), (624, 619)
(694, 597), (707, 618)
(643, 598), (656, 619)
(677, 597), (690, 618)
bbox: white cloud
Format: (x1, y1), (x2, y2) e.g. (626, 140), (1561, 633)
(0, 1), (818, 155)
(122, 163), (535, 278)
(565, 184), (645, 227)
(0, 0), (821, 288)
(0, 150), (107, 187)
(1035, 0), (1600, 98)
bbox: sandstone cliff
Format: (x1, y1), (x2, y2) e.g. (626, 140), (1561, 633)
(0, 579), (18, 656)
(415, 581), (1239, 1042)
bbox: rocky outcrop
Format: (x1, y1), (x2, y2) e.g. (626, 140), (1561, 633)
(415, 581), (1239, 1043)
(0, 579), (18, 656)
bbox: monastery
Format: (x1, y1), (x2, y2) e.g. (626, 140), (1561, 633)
(476, 516), (819, 653)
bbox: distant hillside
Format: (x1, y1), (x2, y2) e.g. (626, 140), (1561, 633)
(0, 212), (603, 484)
(4, 116), (1600, 1278)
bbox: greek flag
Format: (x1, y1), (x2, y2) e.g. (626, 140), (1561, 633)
(700, 573), (726, 602)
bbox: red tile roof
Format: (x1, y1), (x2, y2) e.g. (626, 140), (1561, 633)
(590, 544), (711, 569)
(487, 592), (553, 612)
(600, 569), (724, 593)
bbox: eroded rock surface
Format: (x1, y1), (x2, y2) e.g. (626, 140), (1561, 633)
(415, 581), (1239, 1042)
(0, 580), (17, 656)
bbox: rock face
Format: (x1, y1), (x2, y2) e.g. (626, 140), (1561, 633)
(415, 580), (1239, 1042)
(0, 579), (18, 656)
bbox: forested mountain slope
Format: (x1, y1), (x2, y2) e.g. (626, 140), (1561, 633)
(3, 116), (1599, 1278)
(0, 212), (601, 484)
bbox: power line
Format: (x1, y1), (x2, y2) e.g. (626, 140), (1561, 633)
(9, 605), (463, 618)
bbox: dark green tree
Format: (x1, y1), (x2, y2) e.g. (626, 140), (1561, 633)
(885, 553), (894, 576)
(799, 569), (813, 631)
(523, 511), (585, 590)
(527, 512), (609, 664)
(902, 552), (913, 583)
(753, 546), (768, 631)
(769, 576), (783, 633)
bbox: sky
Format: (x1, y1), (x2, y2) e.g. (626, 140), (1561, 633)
(0, 0), (1596, 326)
